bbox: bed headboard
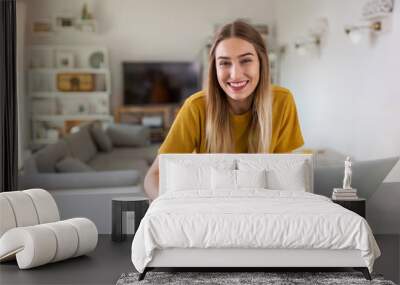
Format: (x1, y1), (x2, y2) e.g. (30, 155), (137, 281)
(159, 154), (314, 195)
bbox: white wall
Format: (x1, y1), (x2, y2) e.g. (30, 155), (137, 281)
(23, 0), (276, 112)
(274, 0), (400, 234)
(275, 0), (400, 182)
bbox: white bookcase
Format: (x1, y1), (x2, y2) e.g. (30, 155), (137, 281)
(28, 45), (113, 145)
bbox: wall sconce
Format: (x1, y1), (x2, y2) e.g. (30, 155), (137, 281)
(344, 21), (382, 44)
(293, 18), (328, 56)
(294, 35), (321, 56)
(344, 0), (394, 44)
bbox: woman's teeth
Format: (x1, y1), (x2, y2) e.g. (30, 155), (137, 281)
(229, 81), (247, 87)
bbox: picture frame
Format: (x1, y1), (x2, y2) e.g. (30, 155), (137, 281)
(56, 51), (75, 68)
(32, 19), (52, 33)
(53, 15), (76, 31)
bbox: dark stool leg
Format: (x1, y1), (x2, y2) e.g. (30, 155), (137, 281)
(354, 267), (372, 280)
(138, 267), (148, 281)
(112, 201), (123, 242)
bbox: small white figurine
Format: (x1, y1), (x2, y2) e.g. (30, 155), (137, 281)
(342, 156), (352, 189)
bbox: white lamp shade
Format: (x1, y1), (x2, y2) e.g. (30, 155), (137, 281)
(348, 30), (363, 44)
(296, 46), (308, 56)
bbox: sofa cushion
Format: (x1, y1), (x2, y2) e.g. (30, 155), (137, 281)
(87, 150), (149, 177)
(90, 123), (113, 152)
(65, 126), (97, 163)
(18, 170), (140, 190)
(55, 157), (94, 173)
(106, 124), (150, 147)
(102, 145), (159, 165)
(34, 140), (70, 173)
(23, 157), (38, 174)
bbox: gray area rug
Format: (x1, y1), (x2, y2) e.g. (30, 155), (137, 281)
(116, 271), (396, 285)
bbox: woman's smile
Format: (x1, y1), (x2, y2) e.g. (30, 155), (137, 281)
(227, 80), (249, 92)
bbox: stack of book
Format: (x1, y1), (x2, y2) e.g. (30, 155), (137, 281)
(332, 188), (358, 200)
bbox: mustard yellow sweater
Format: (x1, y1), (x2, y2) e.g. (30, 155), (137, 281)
(159, 85), (304, 153)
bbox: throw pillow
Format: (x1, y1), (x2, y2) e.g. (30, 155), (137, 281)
(106, 124), (150, 147)
(55, 157), (94, 173)
(211, 169), (268, 190)
(90, 123), (113, 152)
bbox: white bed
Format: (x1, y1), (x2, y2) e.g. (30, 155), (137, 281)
(131, 154), (380, 280)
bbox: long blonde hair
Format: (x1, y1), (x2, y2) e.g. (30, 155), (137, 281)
(206, 20), (273, 153)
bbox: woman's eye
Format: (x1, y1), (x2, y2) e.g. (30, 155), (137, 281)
(241, 59), (252, 64)
(219, 61), (230, 66)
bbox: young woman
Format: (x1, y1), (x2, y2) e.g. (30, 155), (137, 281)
(144, 20), (304, 200)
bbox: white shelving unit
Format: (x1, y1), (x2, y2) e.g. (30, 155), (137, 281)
(28, 45), (113, 145)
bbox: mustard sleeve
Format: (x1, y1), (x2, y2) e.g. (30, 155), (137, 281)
(273, 93), (304, 153)
(158, 100), (199, 154)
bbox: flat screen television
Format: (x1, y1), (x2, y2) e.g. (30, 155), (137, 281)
(123, 62), (201, 105)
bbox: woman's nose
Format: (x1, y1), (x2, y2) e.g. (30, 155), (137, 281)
(230, 63), (243, 79)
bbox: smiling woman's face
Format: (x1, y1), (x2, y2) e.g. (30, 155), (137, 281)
(215, 37), (260, 105)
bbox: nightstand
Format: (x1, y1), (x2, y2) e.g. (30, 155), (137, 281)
(112, 196), (149, 242)
(332, 198), (366, 218)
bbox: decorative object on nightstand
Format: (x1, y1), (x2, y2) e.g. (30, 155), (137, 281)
(112, 196), (149, 242)
(332, 156), (359, 200)
(332, 198), (366, 218)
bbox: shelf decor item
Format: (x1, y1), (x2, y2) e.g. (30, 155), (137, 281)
(54, 15), (76, 31)
(64, 120), (87, 133)
(56, 51), (75, 68)
(32, 19), (52, 33)
(57, 73), (94, 92)
(89, 51), (105, 68)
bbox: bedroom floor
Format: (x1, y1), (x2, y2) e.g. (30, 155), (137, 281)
(0, 234), (398, 285)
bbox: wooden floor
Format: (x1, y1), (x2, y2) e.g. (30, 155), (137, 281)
(0, 234), (398, 285)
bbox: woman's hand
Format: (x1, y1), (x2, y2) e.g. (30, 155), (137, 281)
(144, 156), (160, 201)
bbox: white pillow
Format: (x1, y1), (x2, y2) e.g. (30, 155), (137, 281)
(238, 159), (309, 191)
(211, 168), (236, 190)
(211, 169), (267, 190)
(237, 169), (267, 188)
(167, 162), (211, 191)
(165, 159), (236, 193)
(266, 162), (308, 191)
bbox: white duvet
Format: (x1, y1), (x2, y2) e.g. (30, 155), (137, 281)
(131, 190), (380, 273)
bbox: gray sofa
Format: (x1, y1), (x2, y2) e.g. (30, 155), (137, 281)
(19, 122), (160, 190)
(18, 122), (160, 234)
